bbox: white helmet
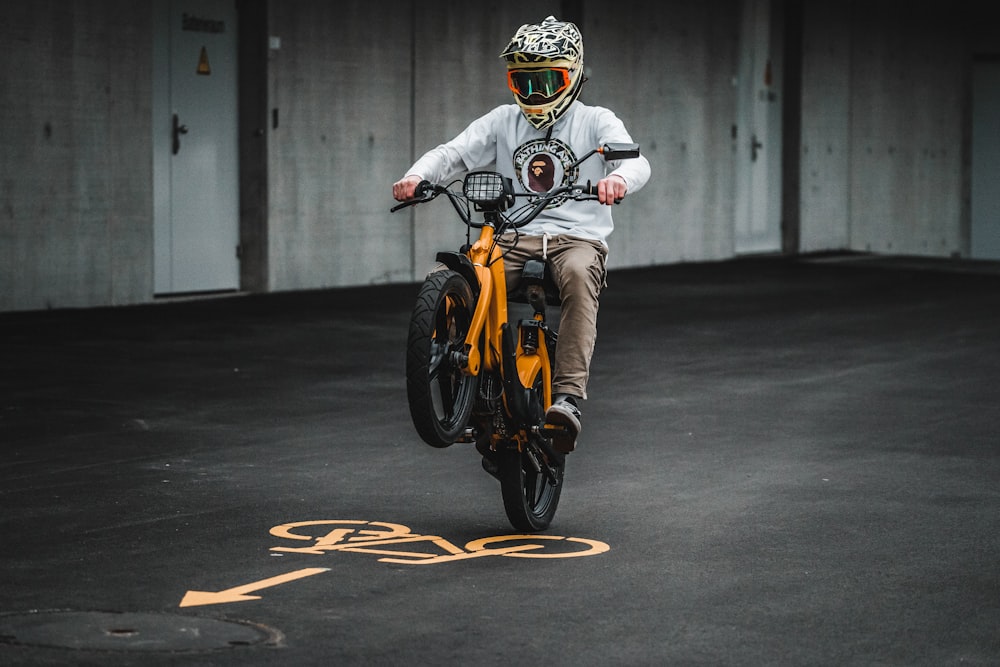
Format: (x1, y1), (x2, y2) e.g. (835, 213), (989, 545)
(500, 16), (585, 130)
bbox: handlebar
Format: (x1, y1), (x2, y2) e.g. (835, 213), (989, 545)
(390, 178), (609, 224)
(390, 142), (638, 227)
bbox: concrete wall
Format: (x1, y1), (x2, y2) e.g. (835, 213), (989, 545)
(848, 2), (965, 257)
(264, 0), (739, 285)
(2, 1), (997, 312)
(799, 1), (987, 257)
(1, 1), (152, 311)
(408, 0), (741, 276)
(799, 3), (851, 252)
(582, 1), (740, 268)
(266, 1), (414, 290)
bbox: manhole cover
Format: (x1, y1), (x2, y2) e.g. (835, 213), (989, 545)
(0, 610), (281, 652)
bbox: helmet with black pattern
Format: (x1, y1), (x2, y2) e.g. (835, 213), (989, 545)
(500, 16), (585, 130)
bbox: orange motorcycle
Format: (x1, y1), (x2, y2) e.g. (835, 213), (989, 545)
(392, 143), (640, 531)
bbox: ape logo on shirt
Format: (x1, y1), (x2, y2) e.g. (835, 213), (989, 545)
(527, 154), (556, 191)
(513, 138), (579, 206)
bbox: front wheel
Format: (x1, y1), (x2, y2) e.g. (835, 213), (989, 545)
(406, 270), (480, 448)
(498, 372), (564, 531)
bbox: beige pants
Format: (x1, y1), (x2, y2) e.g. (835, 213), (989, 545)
(499, 233), (608, 400)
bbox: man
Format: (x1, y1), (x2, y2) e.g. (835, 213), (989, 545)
(393, 16), (651, 452)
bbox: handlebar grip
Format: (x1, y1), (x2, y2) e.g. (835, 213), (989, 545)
(414, 180), (432, 197)
(584, 180), (622, 204)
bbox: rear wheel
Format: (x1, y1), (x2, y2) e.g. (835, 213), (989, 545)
(406, 270), (480, 447)
(499, 372), (564, 531)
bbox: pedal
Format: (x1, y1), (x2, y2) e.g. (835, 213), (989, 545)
(540, 424), (576, 453)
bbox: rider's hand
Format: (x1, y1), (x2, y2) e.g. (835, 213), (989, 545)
(392, 175), (424, 202)
(597, 174), (628, 205)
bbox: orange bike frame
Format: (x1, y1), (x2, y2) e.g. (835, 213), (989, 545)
(460, 225), (553, 419)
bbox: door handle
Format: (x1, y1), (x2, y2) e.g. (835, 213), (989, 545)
(751, 134), (763, 162)
(172, 114), (189, 155)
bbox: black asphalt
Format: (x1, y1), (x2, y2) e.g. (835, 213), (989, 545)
(2, 255), (999, 666)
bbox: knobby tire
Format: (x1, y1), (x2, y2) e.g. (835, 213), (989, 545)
(406, 270), (480, 448)
(498, 370), (564, 531)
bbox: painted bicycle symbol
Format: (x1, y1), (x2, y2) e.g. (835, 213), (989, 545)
(269, 520), (610, 565)
(180, 520), (610, 607)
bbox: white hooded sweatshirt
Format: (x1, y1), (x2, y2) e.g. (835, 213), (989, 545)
(405, 101), (651, 246)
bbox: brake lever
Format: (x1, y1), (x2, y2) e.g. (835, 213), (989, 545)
(390, 180), (437, 213)
(390, 199), (419, 213)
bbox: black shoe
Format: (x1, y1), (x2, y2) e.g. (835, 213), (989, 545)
(545, 394), (581, 453)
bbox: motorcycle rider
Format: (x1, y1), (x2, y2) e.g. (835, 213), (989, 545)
(393, 16), (651, 452)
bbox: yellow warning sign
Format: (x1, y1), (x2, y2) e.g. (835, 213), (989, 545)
(197, 46), (211, 75)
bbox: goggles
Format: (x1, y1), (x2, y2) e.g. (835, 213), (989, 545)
(507, 67), (572, 100)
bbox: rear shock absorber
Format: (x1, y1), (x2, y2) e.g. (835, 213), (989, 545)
(519, 318), (541, 355)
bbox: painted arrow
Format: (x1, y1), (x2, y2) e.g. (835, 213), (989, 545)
(179, 567), (330, 607)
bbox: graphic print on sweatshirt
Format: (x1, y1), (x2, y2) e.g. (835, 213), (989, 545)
(513, 138), (579, 207)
